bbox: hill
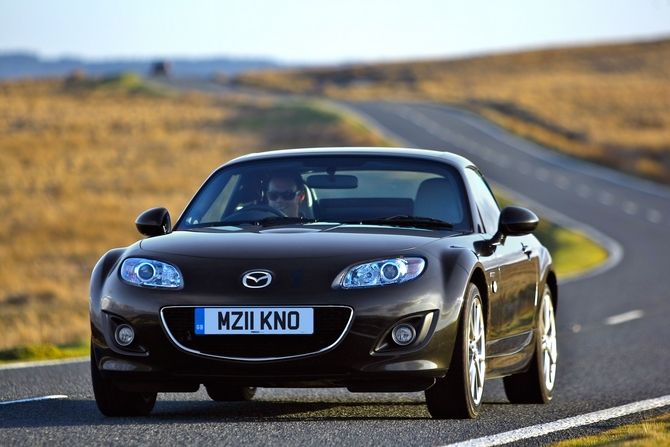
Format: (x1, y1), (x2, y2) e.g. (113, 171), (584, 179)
(235, 39), (670, 185)
(0, 52), (281, 80)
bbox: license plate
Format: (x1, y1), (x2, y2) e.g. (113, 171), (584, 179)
(194, 307), (314, 335)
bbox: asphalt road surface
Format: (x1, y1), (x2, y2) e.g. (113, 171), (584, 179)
(2, 89), (669, 446)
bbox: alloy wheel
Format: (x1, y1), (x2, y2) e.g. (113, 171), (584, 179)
(540, 291), (557, 391)
(468, 296), (486, 406)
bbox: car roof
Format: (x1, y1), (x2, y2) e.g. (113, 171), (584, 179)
(221, 147), (474, 170)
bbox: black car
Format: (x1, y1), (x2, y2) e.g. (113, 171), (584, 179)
(90, 147), (557, 419)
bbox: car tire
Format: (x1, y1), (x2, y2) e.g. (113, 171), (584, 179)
(90, 343), (157, 417)
(503, 287), (557, 404)
(425, 283), (486, 419)
(205, 385), (257, 402)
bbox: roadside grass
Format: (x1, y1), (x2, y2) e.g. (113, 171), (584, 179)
(495, 195), (608, 278)
(64, 72), (174, 97)
(550, 413), (670, 447)
(0, 76), (387, 351)
(534, 220), (607, 278)
(236, 38), (670, 185)
(0, 339), (89, 364)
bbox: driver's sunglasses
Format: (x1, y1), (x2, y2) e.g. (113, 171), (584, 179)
(267, 190), (299, 201)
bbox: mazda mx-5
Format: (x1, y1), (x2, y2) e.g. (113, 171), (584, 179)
(90, 147), (558, 419)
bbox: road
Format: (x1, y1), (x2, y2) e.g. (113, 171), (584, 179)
(2, 88), (669, 446)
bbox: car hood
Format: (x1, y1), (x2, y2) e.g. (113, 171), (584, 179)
(139, 224), (447, 259)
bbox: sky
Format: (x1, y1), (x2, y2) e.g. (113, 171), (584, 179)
(1, 0), (670, 65)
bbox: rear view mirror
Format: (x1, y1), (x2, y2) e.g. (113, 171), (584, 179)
(306, 174), (358, 189)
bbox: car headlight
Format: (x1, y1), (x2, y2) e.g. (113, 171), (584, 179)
(120, 258), (182, 288)
(340, 257), (425, 289)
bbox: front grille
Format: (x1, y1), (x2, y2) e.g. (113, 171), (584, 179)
(161, 306), (353, 361)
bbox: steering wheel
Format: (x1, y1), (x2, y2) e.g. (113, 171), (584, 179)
(236, 204), (287, 218)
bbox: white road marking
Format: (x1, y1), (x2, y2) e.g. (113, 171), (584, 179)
(443, 395), (670, 447)
(646, 209), (662, 224)
(0, 395), (68, 405)
(622, 201), (638, 215)
(494, 154), (511, 169)
(0, 356), (88, 371)
(576, 184), (592, 198)
(534, 168), (551, 182)
(604, 310), (645, 325)
(554, 176), (571, 190)
(598, 192), (615, 206)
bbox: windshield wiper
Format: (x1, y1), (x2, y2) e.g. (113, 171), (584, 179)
(345, 215), (454, 230)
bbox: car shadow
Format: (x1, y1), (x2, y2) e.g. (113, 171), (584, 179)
(0, 396), (515, 429)
(0, 380), (513, 428)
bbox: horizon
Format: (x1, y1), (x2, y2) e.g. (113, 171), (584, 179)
(2, 34), (670, 70)
(2, 0), (670, 66)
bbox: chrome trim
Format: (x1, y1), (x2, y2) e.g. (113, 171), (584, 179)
(242, 270), (272, 289)
(160, 305), (354, 362)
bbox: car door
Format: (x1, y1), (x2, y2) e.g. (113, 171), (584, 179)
(495, 233), (540, 338)
(464, 168), (506, 340)
(464, 167), (539, 342)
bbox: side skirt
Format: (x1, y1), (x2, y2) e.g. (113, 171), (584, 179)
(485, 330), (535, 379)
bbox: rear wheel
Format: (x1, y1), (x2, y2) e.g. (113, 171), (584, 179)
(205, 385), (257, 402)
(90, 343), (157, 416)
(503, 287), (557, 403)
(425, 283), (486, 419)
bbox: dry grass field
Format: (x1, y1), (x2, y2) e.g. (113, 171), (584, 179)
(0, 75), (387, 350)
(237, 39), (670, 184)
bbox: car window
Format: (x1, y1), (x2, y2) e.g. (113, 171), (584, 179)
(181, 172), (240, 226)
(464, 167), (500, 234)
(177, 156), (473, 232)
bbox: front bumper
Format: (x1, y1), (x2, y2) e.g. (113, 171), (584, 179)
(90, 251), (470, 393)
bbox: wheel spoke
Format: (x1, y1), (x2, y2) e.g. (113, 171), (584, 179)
(540, 292), (557, 390)
(467, 296), (486, 405)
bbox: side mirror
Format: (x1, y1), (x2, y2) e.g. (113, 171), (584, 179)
(135, 207), (171, 237)
(485, 206), (538, 247)
(498, 206), (539, 236)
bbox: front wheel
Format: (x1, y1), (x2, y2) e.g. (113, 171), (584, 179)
(425, 283), (486, 419)
(503, 286), (557, 403)
(90, 345), (157, 417)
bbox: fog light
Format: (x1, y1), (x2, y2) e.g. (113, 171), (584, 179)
(115, 324), (135, 347)
(103, 360), (138, 371)
(392, 323), (416, 346)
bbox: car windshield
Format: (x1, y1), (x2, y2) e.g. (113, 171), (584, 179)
(176, 155), (472, 232)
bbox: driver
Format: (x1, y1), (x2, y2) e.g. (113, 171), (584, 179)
(266, 172), (306, 218)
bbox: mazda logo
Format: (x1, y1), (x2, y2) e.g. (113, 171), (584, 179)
(242, 271), (273, 289)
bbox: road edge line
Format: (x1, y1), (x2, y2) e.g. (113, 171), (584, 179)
(442, 395), (670, 447)
(0, 395), (69, 405)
